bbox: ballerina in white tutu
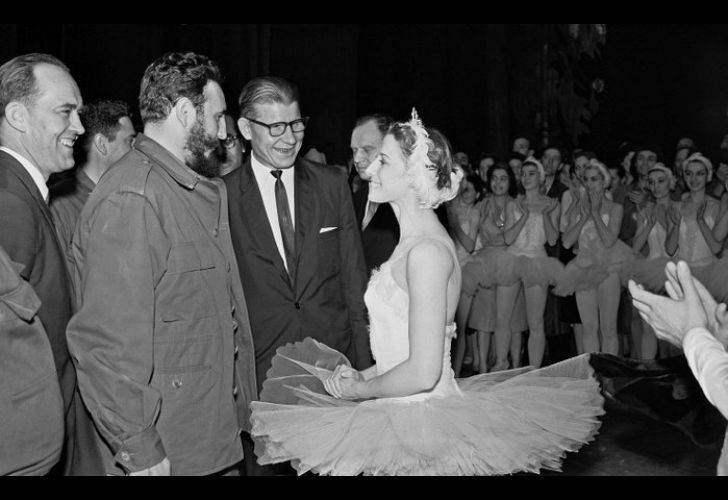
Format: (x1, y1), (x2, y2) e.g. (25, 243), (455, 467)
(249, 110), (605, 476)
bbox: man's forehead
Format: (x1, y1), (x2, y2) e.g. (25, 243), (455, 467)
(352, 121), (382, 145)
(253, 100), (300, 117)
(33, 63), (81, 101)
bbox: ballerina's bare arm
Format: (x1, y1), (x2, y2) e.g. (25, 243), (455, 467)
(711, 201), (728, 243)
(696, 199), (724, 255)
(502, 198), (529, 246)
(591, 200), (623, 248)
(327, 240), (454, 400)
(561, 197), (590, 249)
(632, 204), (656, 253)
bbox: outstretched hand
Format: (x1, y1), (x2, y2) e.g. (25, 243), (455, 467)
(323, 364), (364, 400)
(628, 261), (708, 349)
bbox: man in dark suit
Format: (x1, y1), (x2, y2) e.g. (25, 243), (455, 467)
(0, 53), (101, 475)
(350, 114), (400, 274)
(224, 76), (372, 475)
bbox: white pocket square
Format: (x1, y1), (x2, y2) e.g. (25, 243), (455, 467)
(319, 227), (338, 234)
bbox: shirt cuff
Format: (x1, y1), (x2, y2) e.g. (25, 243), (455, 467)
(114, 427), (166, 473)
(683, 327), (713, 349)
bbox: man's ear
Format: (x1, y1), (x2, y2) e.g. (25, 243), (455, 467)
(238, 117), (252, 141)
(174, 97), (196, 130)
(4, 102), (28, 133)
(93, 133), (108, 156)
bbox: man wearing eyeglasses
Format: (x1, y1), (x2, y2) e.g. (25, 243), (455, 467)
(224, 76), (371, 475)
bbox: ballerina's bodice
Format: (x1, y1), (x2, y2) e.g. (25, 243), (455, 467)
(678, 200), (717, 267)
(647, 221), (669, 259)
(364, 240), (462, 402)
(509, 208), (547, 258)
(578, 212), (610, 253)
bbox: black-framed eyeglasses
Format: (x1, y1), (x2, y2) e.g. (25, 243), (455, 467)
(222, 134), (241, 149)
(244, 116), (309, 137)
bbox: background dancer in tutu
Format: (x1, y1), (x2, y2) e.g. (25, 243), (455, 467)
(249, 110), (604, 476)
(448, 174), (485, 375)
(456, 165), (528, 375)
(556, 160), (634, 355)
(622, 164), (680, 359)
(504, 158), (563, 368)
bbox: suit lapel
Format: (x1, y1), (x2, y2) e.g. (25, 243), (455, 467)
(1, 154), (55, 229)
(237, 159), (291, 287)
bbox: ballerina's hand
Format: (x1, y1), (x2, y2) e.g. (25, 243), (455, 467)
(323, 365), (363, 400)
(697, 200), (708, 223)
(543, 198), (559, 214)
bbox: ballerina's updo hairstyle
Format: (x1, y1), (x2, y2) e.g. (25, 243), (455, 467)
(387, 112), (463, 209)
(583, 159), (612, 189)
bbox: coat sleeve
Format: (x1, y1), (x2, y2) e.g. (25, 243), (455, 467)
(682, 327), (728, 419)
(336, 173), (374, 369)
(66, 190), (169, 473)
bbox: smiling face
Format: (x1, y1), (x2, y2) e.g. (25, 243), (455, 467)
(22, 63), (84, 178)
(366, 134), (409, 204)
(521, 163), (542, 191)
(684, 160), (708, 193)
(490, 167), (510, 196)
(647, 170), (671, 199)
(240, 100), (303, 170)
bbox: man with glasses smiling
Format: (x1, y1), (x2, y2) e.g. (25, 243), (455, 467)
(224, 76), (370, 476)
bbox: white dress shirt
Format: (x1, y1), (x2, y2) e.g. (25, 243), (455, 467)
(250, 153), (296, 271)
(0, 146), (49, 202)
(683, 327), (728, 475)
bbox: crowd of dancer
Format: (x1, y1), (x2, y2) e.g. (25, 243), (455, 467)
(446, 139), (728, 375)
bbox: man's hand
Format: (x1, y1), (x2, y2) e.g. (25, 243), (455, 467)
(128, 458), (171, 476)
(629, 261), (709, 348)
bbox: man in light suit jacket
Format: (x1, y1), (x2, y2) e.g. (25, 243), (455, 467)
(350, 114), (400, 275)
(224, 76), (372, 475)
(0, 53), (102, 475)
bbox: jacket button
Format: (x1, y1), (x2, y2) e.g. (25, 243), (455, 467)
(172, 379), (183, 389)
(294, 302), (301, 310)
(234, 345), (240, 357)
(120, 452), (130, 462)
(232, 386), (238, 398)
(212, 228), (219, 238)
(232, 319), (239, 331)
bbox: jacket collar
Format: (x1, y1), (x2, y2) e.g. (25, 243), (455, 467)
(133, 134), (200, 190)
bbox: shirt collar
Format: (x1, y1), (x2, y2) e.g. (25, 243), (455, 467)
(250, 152), (295, 180)
(133, 134), (200, 190)
(0, 146), (49, 202)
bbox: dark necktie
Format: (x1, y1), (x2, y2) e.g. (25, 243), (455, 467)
(271, 169), (296, 278)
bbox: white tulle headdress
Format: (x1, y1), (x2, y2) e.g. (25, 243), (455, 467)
(647, 163), (676, 190)
(401, 108), (463, 209)
(522, 156), (546, 184)
(585, 158), (612, 189)
(683, 152), (713, 183)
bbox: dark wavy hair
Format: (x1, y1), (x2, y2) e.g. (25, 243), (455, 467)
(79, 99), (132, 153)
(139, 52), (223, 125)
(486, 161), (518, 198)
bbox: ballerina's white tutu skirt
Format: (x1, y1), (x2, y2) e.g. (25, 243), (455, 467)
(249, 338), (605, 476)
(462, 247), (563, 296)
(554, 240), (634, 296)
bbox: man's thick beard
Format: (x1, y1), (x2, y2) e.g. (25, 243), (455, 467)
(185, 120), (222, 178)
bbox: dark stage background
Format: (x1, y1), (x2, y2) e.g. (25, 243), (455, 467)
(1, 24), (727, 165)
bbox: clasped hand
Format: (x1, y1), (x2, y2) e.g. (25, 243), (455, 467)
(323, 364), (364, 400)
